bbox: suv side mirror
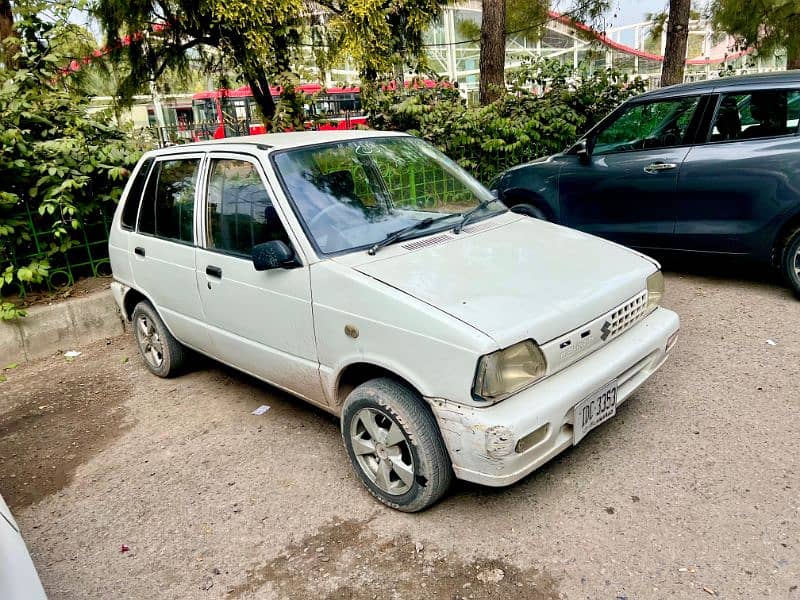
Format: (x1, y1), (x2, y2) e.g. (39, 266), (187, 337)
(252, 241), (299, 271)
(575, 139), (592, 165)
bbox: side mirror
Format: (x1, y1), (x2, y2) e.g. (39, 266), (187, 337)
(252, 241), (299, 271)
(575, 139), (591, 165)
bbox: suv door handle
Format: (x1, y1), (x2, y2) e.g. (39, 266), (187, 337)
(644, 162), (678, 174)
(206, 265), (223, 279)
(134, 247), (145, 257)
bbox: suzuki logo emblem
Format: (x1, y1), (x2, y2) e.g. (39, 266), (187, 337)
(600, 321), (612, 341)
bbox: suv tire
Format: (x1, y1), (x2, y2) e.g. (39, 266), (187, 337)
(341, 378), (453, 512)
(131, 301), (187, 377)
(782, 228), (800, 298)
(510, 203), (548, 220)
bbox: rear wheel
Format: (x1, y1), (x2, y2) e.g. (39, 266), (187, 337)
(781, 228), (800, 298)
(132, 301), (187, 377)
(341, 378), (452, 512)
(510, 202), (548, 220)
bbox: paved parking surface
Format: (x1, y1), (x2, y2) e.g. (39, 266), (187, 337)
(1, 270), (798, 599)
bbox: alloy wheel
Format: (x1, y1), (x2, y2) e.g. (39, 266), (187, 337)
(349, 407), (415, 495)
(135, 314), (164, 369)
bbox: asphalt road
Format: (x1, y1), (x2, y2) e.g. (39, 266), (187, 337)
(1, 269), (798, 599)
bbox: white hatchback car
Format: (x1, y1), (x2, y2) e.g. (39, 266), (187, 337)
(109, 130), (679, 511)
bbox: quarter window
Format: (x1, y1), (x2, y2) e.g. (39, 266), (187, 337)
(138, 158), (199, 243)
(120, 158), (153, 230)
(205, 159), (292, 256)
(709, 90), (800, 142)
(593, 96), (702, 155)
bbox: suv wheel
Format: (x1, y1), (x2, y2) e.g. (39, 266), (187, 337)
(782, 228), (800, 298)
(132, 301), (187, 377)
(341, 378), (453, 512)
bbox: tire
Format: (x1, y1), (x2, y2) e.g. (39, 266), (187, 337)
(781, 228), (800, 298)
(341, 378), (453, 512)
(510, 202), (548, 220)
(131, 301), (187, 377)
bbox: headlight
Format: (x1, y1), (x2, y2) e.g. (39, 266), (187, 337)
(646, 270), (664, 313)
(473, 340), (547, 402)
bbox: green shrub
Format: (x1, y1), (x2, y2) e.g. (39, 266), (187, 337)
(364, 61), (646, 186)
(0, 13), (148, 318)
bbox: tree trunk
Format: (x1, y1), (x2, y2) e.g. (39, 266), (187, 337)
(479, 0), (506, 105)
(244, 70), (277, 124)
(660, 0), (691, 87)
(0, 0), (17, 68)
(787, 33), (800, 70)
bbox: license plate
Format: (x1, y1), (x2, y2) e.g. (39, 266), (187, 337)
(573, 380), (618, 444)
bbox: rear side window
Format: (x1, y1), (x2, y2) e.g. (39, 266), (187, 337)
(710, 90), (800, 142)
(120, 158), (153, 230)
(138, 158), (200, 244)
(205, 158), (292, 256)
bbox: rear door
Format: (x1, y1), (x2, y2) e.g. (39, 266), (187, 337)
(675, 88), (800, 257)
(559, 94), (704, 250)
(129, 153), (211, 351)
(194, 152), (326, 406)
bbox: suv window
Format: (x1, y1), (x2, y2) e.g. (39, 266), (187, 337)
(206, 158), (292, 256)
(121, 158), (154, 230)
(709, 90), (800, 142)
(138, 158), (199, 243)
(593, 96), (702, 155)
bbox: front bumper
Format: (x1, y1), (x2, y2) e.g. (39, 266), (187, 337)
(429, 307), (680, 487)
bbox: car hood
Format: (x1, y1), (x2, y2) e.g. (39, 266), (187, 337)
(346, 216), (657, 347)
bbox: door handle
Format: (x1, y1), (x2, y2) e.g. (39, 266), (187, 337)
(134, 247), (145, 257)
(206, 265), (223, 279)
(644, 162), (678, 174)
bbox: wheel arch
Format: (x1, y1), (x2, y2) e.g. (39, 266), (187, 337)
(334, 361), (425, 409)
(500, 188), (557, 221)
(772, 210), (800, 267)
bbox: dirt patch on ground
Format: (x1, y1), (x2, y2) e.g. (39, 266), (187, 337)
(229, 519), (560, 599)
(8, 275), (112, 310)
(0, 343), (132, 509)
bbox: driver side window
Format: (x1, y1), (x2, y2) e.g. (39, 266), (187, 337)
(205, 158), (293, 257)
(593, 96), (701, 155)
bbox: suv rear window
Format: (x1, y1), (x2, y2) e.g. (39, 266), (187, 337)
(710, 90), (800, 142)
(120, 158), (153, 230)
(138, 158), (199, 244)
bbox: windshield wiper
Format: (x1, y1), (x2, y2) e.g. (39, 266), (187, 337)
(367, 214), (456, 255)
(453, 197), (502, 234)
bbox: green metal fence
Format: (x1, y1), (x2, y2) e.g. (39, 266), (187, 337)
(5, 202), (114, 297)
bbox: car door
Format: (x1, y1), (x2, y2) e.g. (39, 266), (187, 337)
(558, 94), (705, 250)
(194, 152), (326, 406)
(129, 153), (212, 352)
(675, 88), (800, 257)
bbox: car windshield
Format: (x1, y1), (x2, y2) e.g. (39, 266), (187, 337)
(272, 136), (503, 255)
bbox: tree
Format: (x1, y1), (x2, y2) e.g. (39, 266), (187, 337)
(711, 0), (800, 70)
(661, 0), (691, 86)
(93, 0), (447, 123)
(1, 0), (15, 66)
(479, 0), (506, 104)
(475, 1), (610, 106)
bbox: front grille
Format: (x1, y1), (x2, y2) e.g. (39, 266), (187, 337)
(609, 291), (648, 339)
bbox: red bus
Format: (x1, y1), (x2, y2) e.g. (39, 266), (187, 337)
(189, 79), (445, 139)
(190, 83), (368, 139)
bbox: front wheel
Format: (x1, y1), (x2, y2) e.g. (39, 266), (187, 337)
(341, 378), (453, 512)
(782, 228), (800, 298)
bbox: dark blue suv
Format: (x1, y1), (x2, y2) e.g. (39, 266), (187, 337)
(493, 71), (800, 297)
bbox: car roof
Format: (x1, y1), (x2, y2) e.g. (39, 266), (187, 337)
(147, 129), (410, 157)
(636, 70), (800, 100)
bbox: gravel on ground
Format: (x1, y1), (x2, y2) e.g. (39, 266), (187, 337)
(1, 269), (798, 599)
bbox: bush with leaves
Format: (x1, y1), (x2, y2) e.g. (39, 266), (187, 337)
(365, 62), (646, 185)
(0, 10), (148, 318)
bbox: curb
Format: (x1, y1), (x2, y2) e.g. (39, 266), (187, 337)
(0, 289), (126, 365)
